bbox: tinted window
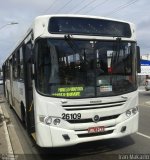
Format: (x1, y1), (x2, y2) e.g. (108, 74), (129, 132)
(49, 17), (131, 38)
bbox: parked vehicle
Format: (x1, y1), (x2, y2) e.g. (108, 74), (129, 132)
(0, 76), (3, 85)
(145, 79), (150, 91)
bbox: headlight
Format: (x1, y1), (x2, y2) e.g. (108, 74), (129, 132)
(126, 107), (138, 118)
(39, 116), (61, 126)
(53, 118), (61, 125)
(126, 110), (132, 117)
(132, 107), (138, 114)
(44, 116), (52, 125)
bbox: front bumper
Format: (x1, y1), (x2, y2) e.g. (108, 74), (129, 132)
(35, 113), (139, 147)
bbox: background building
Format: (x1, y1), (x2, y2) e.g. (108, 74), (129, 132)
(138, 54), (150, 86)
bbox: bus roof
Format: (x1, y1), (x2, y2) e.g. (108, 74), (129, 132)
(3, 14), (135, 63)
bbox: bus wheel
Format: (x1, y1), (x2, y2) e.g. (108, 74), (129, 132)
(6, 90), (12, 109)
(21, 103), (27, 129)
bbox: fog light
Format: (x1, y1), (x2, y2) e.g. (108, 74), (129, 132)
(121, 126), (126, 133)
(53, 118), (61, 125)
(44, 116), (52, 125)
(126, 110), (132, 117)
(62, 134), (70, 141)
(132, 107), (138, 115)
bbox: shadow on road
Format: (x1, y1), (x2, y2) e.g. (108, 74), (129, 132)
(35, 136), (135, 160)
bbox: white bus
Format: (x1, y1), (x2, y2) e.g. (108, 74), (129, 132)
(3, 15), (141, 147)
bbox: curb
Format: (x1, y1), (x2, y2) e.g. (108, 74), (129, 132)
(0, 96), (24, 156)
(0, 104), (14, 155)
(1, 100), (24, 155)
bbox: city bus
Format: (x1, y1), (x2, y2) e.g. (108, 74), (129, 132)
(3, 14), (141, 147)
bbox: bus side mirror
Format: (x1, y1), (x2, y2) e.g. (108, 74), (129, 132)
(137, 46), (141, 73)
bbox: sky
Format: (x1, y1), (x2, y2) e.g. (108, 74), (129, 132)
(0, 0), (150, 66)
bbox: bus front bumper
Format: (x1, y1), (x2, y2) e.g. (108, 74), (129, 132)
(36, 113), (139, 147)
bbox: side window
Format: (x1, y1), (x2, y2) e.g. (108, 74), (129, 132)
(19, 47), (24, 81)
(7, 61), (10, 79)
(12, 47), (24, 81)
(13, 52), (18, 80)
(17, 50), (20, 79)
(5, 61), (10, 79)
(24, 41), (32, 62)
(24, 41), (33, 87)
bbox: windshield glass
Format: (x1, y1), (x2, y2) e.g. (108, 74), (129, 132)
(35, 38), (137, 98)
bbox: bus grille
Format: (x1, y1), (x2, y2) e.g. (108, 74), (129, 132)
(62, 100), (126, 111)
(67, 114), (120, 124)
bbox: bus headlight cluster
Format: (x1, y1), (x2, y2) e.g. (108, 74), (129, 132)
(126, 107), (138, 117)
(53, 118), (61, 125)
(39, 116), (61, 126)
(44, 116), (52, 125)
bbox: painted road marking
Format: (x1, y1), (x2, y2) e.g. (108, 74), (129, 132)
(137, 132), (150, 140)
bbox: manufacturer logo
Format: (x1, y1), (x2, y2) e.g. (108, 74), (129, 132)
(90, 100), (102, 104)
(93, 115), (100, 123)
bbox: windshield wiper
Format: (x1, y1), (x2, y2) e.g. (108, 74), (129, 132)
(64, 34), (78, 53)
(112, 38), (129, 75)
(114, 38), (121, 63)
(64, 34), (88, 64)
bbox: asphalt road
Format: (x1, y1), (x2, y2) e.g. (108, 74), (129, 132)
(0, 85), (150, 160)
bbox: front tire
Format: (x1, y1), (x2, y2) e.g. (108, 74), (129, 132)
(21, 104), (27, 129)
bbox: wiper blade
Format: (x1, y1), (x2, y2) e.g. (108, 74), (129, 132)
(64, 34), (80, 53)
(115, 37), (121, 63)
(64, 34), (88, 64)
(112, 38), (129, 74)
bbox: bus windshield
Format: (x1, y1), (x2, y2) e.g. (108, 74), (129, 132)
(35, 38), (137, 98)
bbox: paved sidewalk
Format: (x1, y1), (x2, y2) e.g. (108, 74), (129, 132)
(0, 96), (9, 154)
(0, 96), (15, 160)
(0, 96), (26, 160)
(0, 108), (8, 154)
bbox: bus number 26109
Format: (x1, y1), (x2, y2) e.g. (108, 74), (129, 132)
(62, 113), (81, 120)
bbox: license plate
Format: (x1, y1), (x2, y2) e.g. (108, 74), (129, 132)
(88, 126), (105, 133)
